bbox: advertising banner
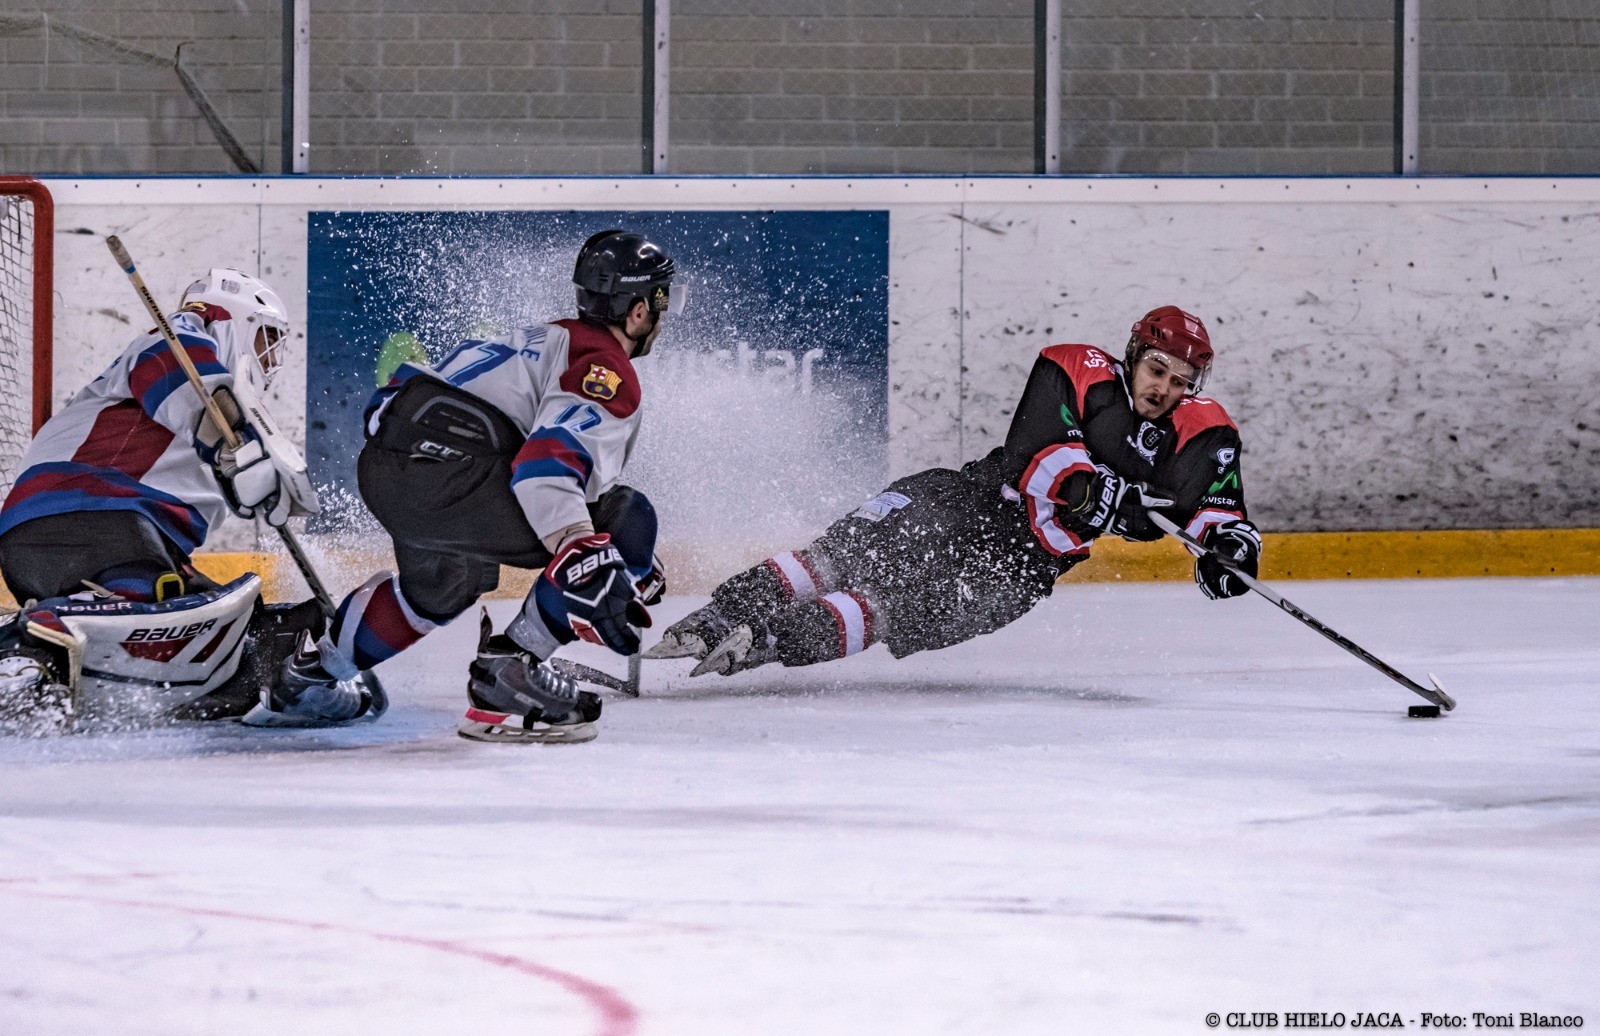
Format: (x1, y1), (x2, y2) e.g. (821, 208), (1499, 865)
(305, 209), (891, 539)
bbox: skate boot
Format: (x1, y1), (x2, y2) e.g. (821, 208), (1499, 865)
(459, 613), (602, 745)
(644, 601), (739, 661)
(0, 647), (73, 736)
(242, 632), (384, 728)
(689, 623), (779, 678)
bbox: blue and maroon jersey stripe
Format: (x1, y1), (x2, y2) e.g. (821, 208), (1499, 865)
(69, 398), (176, 478)
(129, 332), (226, 417)
(511, 427), (594, 489)
(0, 461), (207, 551)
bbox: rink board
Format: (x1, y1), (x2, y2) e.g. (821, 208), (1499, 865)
(59, 526), (1587, 608)
(20, 176), (1600, 594)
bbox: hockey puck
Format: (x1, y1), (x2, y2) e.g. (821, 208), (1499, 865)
(1407, 705), (1442, 718)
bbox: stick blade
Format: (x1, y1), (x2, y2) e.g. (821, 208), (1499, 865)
(1427, 672), (1456, 712)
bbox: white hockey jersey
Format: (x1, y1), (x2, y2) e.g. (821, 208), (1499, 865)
(370, 318), (642, 541)
(0, 307), (249, 553)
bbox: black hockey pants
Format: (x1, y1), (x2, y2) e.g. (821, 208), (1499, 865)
(0, 510), (217, 604)
(714, 465), (1074, 663)
(359, 376), (656, 624)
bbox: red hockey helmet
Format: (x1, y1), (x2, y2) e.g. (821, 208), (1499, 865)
(1126, 305), (1213, 393)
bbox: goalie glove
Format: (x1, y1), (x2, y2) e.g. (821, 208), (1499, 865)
(542, 533), (653, 655)
(216, 437), (292, 527)
(197, 386), (319, 528)
(1060, 465), (1175, 542)
(1195, 519), (1262, 600)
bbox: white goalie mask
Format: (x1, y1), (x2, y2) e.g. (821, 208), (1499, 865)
(180, 268), (291, 389)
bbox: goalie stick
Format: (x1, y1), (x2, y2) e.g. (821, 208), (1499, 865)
(105, 235), (337, 619)
(1149, 510), (1455, 712)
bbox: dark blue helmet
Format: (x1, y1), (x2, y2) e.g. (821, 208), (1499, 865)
(573, 229), (676, 327)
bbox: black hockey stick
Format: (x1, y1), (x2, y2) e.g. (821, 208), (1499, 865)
(1148, 511), (1455, 711)
(552, 654), (642, 698)
(106, 236), (337, 618)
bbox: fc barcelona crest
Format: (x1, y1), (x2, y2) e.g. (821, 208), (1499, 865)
(582, 363), (622, 400)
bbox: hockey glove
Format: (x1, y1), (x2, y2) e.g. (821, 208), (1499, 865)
(636, 554), (668, 606)
(1195, 519), (1262, 600)
(1061, 465), (1175, 542)
(214, 436), (292, 527)
(197, 387), (309, 528)
(543, 533), (653, 655)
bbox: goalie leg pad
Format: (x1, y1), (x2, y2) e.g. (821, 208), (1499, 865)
(40, 574), (263, 724)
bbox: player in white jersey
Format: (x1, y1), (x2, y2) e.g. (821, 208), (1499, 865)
(249, 230), (677, 743)
(0, 270), (338, 733)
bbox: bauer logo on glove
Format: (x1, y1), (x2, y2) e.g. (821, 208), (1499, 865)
(563, 543), (624, 584)
(542, 534), (652, 656)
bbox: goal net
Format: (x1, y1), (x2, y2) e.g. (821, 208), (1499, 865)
(0, 177), (52, 498)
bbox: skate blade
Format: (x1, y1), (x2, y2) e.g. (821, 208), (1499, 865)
(689, 626), (752, 678)
(457, 711), (598, 745)
(239, 701), (379, 729)
(642, 632), (706, 660)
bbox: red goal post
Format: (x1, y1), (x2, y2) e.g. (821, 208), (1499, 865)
(0, 176), (53, 480)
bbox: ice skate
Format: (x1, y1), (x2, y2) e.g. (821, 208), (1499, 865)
(243, 632), (384, 728)
(0, 649), (73, 736)
(689, 623), (779, 678)
(644, 602), (738, 661)
(459, 613), (602, 744)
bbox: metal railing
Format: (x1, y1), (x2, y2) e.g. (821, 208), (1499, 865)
(3, 1), (1597, 177)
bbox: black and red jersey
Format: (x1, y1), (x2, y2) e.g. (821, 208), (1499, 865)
(973, 343), (1249, 559)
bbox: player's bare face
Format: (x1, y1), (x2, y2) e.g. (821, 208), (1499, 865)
(1130, 350), (1193, 419)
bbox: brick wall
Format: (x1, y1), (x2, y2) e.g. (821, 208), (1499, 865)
(1, 1), (1597, 176)
(0, 2), (280, 175)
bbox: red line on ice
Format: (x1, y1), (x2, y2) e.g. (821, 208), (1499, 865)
(2, 886), (639, 1036)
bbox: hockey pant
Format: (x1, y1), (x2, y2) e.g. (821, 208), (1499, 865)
(333, 382), (657, 670)
(0, 510), (219, 604)
(711, 467), (1073, 667)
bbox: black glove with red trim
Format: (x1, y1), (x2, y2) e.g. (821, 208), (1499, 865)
(1195, 520), (1262, 600)
(1060, 465), (1175, 542)
(542, 533), (652, 655)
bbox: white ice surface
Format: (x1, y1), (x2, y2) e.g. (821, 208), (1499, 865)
(1, 577), (1596, 1035)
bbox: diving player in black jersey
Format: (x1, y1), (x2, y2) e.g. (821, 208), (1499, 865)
(648, 306), (1262, 676)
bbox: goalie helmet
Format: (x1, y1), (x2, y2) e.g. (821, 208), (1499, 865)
(181, 268), (291, 389)
(1126, 305), (1213, 393)
(573, 230), (676, 352)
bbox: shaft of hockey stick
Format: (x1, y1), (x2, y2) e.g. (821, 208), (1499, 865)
(105, 236), (338, 618)
(1148, 511), (1455, 711)
(551, 657), (641, 699)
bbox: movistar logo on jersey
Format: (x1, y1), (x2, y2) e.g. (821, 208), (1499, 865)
(1208, 471), (1240, 494)
(1059, 405), (1076, 428)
